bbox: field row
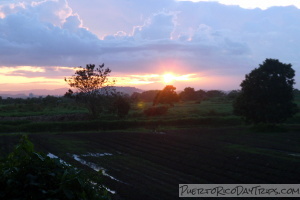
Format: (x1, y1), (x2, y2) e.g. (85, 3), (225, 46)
(24, 127), (300, 200)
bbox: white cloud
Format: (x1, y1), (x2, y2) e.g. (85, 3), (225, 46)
(0, 0), (100, 67)
(67, 0), (175, 38)
(133, 12), (176, 40)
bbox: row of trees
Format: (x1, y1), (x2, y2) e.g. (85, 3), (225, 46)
(130, 87), (239, 104)
(64, 59), (298, 124)
(0, 95), (68, 106)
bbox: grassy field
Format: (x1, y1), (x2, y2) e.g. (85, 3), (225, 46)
(1, 98), (300, 133)
(0, 98), (233, 117)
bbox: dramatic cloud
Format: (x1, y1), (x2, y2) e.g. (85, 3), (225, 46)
(0, 0), (100, 67)
(1, 0), (300, 90)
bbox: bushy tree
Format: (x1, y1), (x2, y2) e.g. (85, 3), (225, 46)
(64, 64), (115, 118)
(144, 106), (169, 116)
(112, 94), (131, 118)
(294, 89), (300, 100)
(179, 87), (197, 101)
(130, 92), (141, 102)
(205, 90), (225, 99)
(153, 85), (179, 106)
(233, 58), (298, 124)
(131, 90), (160, 102)
(195, 89), (207, 101)
(227, 90), (241, 100)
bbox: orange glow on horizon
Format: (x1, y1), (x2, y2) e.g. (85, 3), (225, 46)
(162, 73), (198, 84)
(112, 73), (199, 87)
(0, 66), (201, 91)
(0, 75), (66, 91)
(0, 66), (46, 74)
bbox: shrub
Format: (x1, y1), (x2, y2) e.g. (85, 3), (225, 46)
(0, 135), (110, 200)
(113, 95), (131, 118)
(144, 106), (169, 116)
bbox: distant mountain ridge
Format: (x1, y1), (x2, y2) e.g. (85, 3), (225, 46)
(0, 87), (144, 99)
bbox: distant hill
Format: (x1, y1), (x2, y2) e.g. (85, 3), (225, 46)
(0, 87), (143, 99)
(114, 86), (143, 95)
(0, 88), (68, 99)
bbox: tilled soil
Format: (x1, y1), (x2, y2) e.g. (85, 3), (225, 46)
(26, 127), (300, 200)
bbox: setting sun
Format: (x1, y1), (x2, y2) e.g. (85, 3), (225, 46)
(162, 73), (198, 85)
(163, 73), (176, 84)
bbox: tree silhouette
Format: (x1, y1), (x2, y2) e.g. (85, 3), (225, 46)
(179, 87), (197, 101)
(64, 64), (115, 117)
(153, 85), (179, 106)
(112, 94), (131, 118)
(233, 58), (298, 124)
(205, 90), (225, 99)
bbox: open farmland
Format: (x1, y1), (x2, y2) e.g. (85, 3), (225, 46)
(1, 99), (300, 199)
(2, 126), (293, 200)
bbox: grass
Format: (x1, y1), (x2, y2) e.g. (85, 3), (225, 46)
(0, 98), (300, 134)
(1, 98), (299, 125)
(129, 99), (234, 119)
(0, 104), (88, 117)
(0, 116), (244, 134)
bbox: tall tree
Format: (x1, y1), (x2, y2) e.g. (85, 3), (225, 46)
(64, 64), (115, 117)
(153, 85), (179, 106)
(233, 58), (298, 124)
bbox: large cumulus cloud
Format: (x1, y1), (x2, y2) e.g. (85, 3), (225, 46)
(1, 0), (300, 89)
(0, 0), (102, 67)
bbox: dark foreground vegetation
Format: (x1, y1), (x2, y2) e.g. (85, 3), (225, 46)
(0, 136), (110, 200)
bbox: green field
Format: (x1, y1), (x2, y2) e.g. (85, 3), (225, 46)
(1, 98), (300, 133)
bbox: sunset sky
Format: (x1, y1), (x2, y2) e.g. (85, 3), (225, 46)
(1, 0), (300, 92)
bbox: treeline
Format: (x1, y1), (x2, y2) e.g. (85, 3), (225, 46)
(130, 87), (241, 103)
(1, 88), (300, 105)
(0, 87), (299, 119)
(131, 88), (300, 103)
(0, 93), (131, 119)
(0, 95), (69, 105)
(0, 88), (240, 119)
(0, 88), (239, 106)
